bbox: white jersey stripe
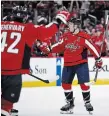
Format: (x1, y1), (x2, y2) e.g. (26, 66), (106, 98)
(85, 39), (100, 57)
(51, 39), (64, 49)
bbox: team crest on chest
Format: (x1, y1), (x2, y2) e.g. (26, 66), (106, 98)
(65, 40), (80, 52)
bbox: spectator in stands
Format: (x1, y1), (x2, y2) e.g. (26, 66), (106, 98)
(91, 25), (108, 56)
(100, 17), (105, 27)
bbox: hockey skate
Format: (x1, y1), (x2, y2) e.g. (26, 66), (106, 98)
(85, 103), (93, 115)
(60, 99), (75, 114)
(10, 109), (18, 116)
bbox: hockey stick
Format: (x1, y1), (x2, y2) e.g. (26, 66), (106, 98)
(85, 68), (99, 86)
(29, 74), (59, 84)
(85, 14), (109, 86)
(29, 74), (49, 83)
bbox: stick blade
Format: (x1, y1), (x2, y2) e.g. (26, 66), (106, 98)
(85, 81), (95, 86)
(48, 75), (60, 82)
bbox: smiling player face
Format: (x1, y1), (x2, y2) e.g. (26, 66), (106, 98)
(68, 21), (78, 33)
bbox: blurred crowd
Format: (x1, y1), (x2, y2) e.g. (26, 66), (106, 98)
(1, 0), (109, 57)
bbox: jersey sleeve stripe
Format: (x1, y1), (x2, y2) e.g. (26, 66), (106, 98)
(51, 39), (64, 49)
(85, 39), (100, 57)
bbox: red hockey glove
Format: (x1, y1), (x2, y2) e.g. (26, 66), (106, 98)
(36, 41), (50, 54)
(54, 11), (71, 28)
(55, 11), (70, 25)
(95, 57), (103, 69)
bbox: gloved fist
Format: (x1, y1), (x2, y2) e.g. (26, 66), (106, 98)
(55, 11), (70, 26)
(95, 57), (103, 69)
(37, 42), (50, 54)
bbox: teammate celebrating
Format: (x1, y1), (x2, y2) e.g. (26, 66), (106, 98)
(1, 10), (66, 116)
(1, 12), (45, 116)
(54, 18), (103, 114)
(39, 17), (103, 114)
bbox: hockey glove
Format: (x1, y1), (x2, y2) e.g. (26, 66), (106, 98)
(36, 41), (50, 55)
(54, 11), (70, 28)
(53, 19), (63, 28)
(95, 57), (103, 69)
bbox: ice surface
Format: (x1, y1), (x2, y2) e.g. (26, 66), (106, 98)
(14, 85), (109, 116)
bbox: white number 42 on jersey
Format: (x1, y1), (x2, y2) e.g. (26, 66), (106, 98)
(1, 32), (21, 54)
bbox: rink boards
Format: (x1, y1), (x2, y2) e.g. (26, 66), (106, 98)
(22, 57), (109, 87)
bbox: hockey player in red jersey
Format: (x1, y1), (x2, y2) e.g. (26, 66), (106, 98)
(1, 10), (67, 116)
(1, 14), (45, 116)
(51, 18), (103, 114)
(38, 17), (103, 114)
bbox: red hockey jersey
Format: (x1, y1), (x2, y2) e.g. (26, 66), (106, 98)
(1, 21), (58, 75)
(91, 33), (107, 54)
(51, 31), (100, 66)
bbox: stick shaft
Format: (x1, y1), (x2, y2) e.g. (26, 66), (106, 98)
(29, 74), (49, 83)
(94, 68), (99, 82)
(93, 15), (109, 83)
